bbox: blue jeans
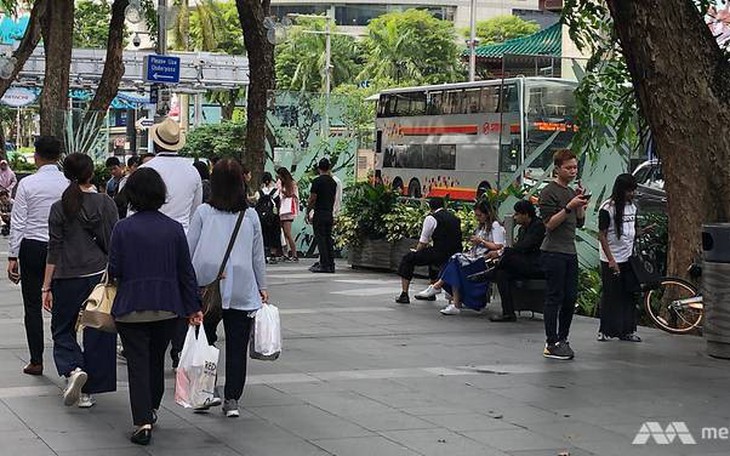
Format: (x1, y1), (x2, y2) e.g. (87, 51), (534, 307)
(540, 252), (578, 345)
(51, 274), (117, 393)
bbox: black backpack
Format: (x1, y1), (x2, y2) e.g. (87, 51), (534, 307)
(256, 188), (279, 224)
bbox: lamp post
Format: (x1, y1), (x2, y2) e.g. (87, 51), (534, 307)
(468, 0), (477, 82)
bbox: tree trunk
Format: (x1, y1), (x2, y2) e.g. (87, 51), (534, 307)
(85, 0), (129, 118)
(0, 0), (48, 99)
(235, 0), (274, 188)
(0, 125), (5, 161)
(39, 0), (74, 146)
(606, 0), (730, 278)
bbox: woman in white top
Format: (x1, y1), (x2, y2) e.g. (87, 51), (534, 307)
(275, 167), (299, 261)
(415, 199), (506, 315)
(187, 159), (268, 418)
(597, 173), (640, 342)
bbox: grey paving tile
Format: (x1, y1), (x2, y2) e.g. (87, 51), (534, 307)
(380, 428), (510, 456)
(57, 450), (149, 456)
(463, 428), (578, 452)
(249, 404), (372, 440)
(346, 411), (438, 432)
(313, 436), (420, 456)
(420, 412), (520, 432)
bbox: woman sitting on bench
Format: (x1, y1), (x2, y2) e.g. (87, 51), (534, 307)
(415, 199), (505, 315)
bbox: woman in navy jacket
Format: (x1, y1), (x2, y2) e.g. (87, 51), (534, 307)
(108, 168), (203, 446)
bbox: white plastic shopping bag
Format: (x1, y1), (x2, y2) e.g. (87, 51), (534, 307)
(175, 325), (220, 409)
(250, 304), (282, 361)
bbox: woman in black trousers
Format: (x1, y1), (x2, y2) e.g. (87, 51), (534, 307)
(42, 154), (118, 408)
(109, 169), (203, 445)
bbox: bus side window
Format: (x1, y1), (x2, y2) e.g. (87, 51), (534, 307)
(410, 92), (427, 116)
(439, 145), (456, 170)
(406, 144), (423, 168)
(465, 89), (481, 114)
(480, 87), (498, 113)
(428, 92), (443, 115)
(422, 144), (439, 169)
(446, 90), (464, 114)
(500, 84), (519, 113)
(385, 95), (397, 117)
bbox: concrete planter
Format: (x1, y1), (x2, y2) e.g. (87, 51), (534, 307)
(347, 237), (393, 270)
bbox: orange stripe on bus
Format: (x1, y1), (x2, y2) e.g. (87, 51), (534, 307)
(401, 125), (478, 136)
(426, 187), (477, 201)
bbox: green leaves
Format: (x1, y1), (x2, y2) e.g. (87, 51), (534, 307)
(461, 14), (540, 44)
(358, 9), (463, 86)
(179, 121), (246, 160)
(562, 0), (641, 161)
(74, 0), (114, 49)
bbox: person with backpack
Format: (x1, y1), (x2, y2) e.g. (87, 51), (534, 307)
(256, 172), (283, 263)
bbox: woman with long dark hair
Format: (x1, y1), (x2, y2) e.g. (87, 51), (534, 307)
(276, 167), (299, 261)
(597, 173), (641, 342)
(414, 199), (505, 315)
(109, 168), (203, 445)
(188, 159), (268, 418)
(41, 153), (118, 409)
(256, 171), (283, 262)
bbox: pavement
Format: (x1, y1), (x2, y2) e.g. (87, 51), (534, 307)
(0, 246), (729, 455)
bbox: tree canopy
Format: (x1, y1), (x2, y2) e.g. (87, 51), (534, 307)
(74, 0), (115, 48)
(462, 14), (540, 44)
(358, 9), (463, 86)
(275, 18), (363, 92)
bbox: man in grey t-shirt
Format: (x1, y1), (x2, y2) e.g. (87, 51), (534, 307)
(538, 149), (588, 360)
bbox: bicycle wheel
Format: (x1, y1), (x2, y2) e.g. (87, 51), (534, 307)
(644, 277), (703, 334)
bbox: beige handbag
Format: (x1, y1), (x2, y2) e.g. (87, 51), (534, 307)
(76, 271), (117, 333)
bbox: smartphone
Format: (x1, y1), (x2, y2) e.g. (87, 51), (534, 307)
(582, 191), (592, 201)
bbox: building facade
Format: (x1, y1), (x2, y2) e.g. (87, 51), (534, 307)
(269, 1), (542, 31)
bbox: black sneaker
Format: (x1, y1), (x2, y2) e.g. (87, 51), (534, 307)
(490, 313), (517, 322)
(395, 292), (410, 304)
(558, 340), (575, 359)
(543, 343), (572, 360)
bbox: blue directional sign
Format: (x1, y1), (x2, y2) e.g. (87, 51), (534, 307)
(143, 54), (181, 84)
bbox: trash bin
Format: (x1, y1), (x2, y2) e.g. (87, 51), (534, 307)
(702, 223), (730, 359)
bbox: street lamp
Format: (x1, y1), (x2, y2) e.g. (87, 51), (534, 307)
(468, 0), (478, 82)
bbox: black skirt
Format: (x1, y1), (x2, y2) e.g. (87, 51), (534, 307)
(599, 261), (638, 337)
(261, 219), (282, 250)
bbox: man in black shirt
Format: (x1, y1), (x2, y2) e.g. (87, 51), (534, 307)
(307, 158), (338, 273)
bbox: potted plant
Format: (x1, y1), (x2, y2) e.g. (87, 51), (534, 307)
(334, 183), (398, 269)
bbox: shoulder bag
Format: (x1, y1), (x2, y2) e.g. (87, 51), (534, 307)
(201, 209), (246, 323)
(76, 270), (117, 333)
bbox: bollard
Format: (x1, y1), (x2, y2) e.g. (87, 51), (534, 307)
(702, 223), (730, 359)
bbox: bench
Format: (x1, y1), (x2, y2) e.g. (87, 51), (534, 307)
(511, 279), (546, 315)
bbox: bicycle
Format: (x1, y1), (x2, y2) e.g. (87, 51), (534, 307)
(643, 263), (704, 334)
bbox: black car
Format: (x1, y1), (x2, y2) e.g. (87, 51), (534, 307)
(632, 160), (666, 213)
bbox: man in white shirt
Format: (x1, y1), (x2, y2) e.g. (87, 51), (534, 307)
(140, 117), (202, 233)
(7, 136), (68, 376)
(142, 117), (202, 368)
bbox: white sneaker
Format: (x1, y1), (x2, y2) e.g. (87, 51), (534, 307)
(78, 394), (95, 408)
(63, 368), (88, 406)
(440, 304), (461, 315)
(415, 285), (441, 299)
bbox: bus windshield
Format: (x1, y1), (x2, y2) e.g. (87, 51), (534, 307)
(524, 80), (578, 176)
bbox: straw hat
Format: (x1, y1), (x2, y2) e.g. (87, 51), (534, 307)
(149, 117), (186, 151)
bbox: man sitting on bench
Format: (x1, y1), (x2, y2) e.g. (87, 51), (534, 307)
(471, 200), (545, 321)
(395, 197), (462, 304)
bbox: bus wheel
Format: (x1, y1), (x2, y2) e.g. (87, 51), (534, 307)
(476, 181), (492, 200)
(392, 177), (404, 195)
(408, 179), (422, 198)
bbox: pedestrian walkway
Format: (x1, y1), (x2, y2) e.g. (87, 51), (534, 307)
(0, 249), (728, 455)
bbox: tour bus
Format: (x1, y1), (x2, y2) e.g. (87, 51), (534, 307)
(373, 77), (578, 200)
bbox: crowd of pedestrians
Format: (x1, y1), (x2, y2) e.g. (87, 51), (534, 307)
(3, 117), (341, 446)
(4, 123), (642, 445)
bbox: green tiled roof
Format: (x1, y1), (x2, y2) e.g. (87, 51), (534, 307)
(465, 22), (562, 60)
